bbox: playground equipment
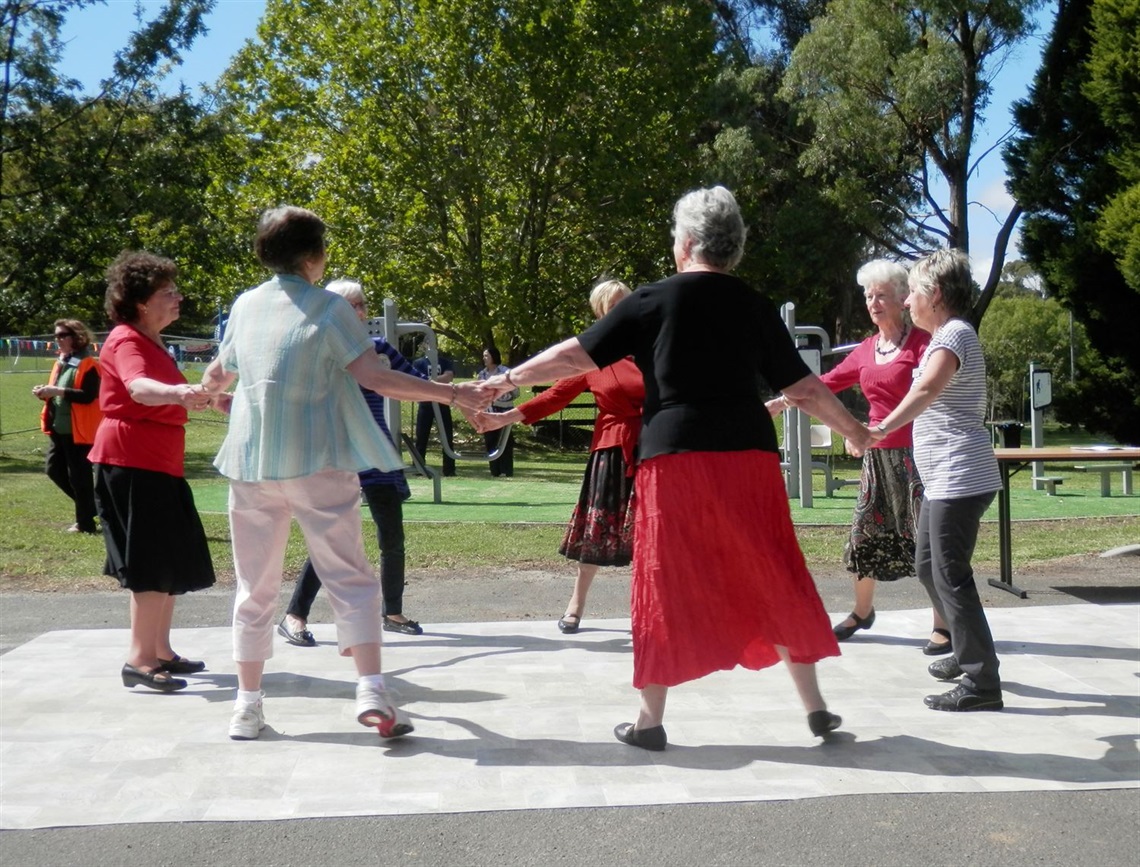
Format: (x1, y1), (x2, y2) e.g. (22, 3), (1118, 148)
(777, 302), (860, 508)
(367, 298), (511, 503)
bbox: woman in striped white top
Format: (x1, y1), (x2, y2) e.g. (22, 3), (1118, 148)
(868, 250), (1003, 713)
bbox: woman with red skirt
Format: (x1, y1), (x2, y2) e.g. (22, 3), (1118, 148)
(481, 187), (875, 749)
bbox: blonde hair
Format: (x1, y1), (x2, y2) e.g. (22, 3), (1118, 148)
(589, 279), (631, 318)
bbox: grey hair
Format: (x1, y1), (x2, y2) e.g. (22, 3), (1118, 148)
(325, 278), (364, 304)
(672, 186), (747, 270)
(856, 259), (909, 301)
(588, 279), (631, 318)
(909, 249), (974, 316)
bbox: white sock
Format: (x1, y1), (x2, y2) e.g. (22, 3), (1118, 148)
(236, 689), (262, 707)
(358, 674), (386, 691)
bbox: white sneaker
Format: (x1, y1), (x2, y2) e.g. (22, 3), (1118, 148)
(355, 682), (414, 739)
(228, 699), (266, 741)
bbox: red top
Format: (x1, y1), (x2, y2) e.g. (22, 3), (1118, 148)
(519, 357), (644, 474)
(89, 325), (189, 477)
(818, 327), (931, 450)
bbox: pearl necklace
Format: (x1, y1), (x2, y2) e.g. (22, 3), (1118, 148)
(875, 325), (908, 357)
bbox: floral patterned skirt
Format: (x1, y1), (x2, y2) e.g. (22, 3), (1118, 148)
(559, 446), (635, 567)
(844, 446), (923, 581)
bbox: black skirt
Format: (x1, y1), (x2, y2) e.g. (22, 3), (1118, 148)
(94, 464), (216, 594)
(559, 446), (635, 567)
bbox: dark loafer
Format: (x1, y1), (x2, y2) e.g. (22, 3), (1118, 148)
(558, 614), (581, 634)
(923, 627), (953, 656)
(277, 618), (316, 647)
(121, 663), (187, 692)
(382, 616), (424, 635)
(833, 608), (875, 641)
(614, 722), (667, 751)
(808, 710), (842, 737)
(158, 654), (206, 674)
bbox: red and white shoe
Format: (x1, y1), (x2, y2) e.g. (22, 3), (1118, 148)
(355, 682), (414, 739)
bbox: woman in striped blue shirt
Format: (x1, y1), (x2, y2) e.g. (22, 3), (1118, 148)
(869, 250), (1003, 713)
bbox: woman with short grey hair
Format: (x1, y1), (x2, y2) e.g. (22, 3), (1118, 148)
(870, 249), (1004, 712)
(770, 259), (948, 654)
(480, 186), (874, 749)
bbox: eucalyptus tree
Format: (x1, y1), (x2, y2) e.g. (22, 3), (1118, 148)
(779, 0), (1044, 322)
(0, 0), (221, 334)
(216, 0), (717, 361)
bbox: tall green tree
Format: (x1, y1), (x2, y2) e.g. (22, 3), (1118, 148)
(1004, 0), (1140, 441)
(779, 0), (1043, 321)
(0, 0), (223, 335)
(215, 0), (717, 362)
(978, 273), (1091, 421)
(1084, 0), (1140, 291)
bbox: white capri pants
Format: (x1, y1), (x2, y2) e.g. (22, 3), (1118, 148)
(229, 469), (381, 660)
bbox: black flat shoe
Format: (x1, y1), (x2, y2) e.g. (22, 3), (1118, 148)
(808, 710), (842, 737)
(158, 654), (206, 674)
(928, 656), (964, 681)
(833, 608), (875, 641)
(383, 616), (424, 635)
(923, 627), (953, 656)
(277, 618), (316, 647)
(121, 663), (187, 692)
(614, 722), (667, 751)
(558, 613), (581, 634)
(925, 684), (1003, 712)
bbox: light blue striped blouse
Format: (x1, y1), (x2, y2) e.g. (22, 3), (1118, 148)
(213, 275), (402, 481)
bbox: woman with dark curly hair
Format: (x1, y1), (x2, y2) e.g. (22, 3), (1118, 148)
(89, 251), (217, 693)
(32, 318), (103, 534)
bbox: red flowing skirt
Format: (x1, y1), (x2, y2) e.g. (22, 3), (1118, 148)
(631, 450), (839, 688)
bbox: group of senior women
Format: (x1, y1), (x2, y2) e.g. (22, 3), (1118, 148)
(77, 184), (1001, 744)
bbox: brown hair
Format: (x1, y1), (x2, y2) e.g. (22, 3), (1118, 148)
(254, 206), (326, 275)
(104, 251), (178, 324)
(53, 318), (94, 352)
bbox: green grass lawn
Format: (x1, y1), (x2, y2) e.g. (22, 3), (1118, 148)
(2, 365), (1137, 588)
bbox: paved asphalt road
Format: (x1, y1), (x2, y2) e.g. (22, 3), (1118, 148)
(2, 555), (1138, 866)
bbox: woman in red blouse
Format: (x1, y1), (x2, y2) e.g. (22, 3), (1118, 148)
(476, 280), (643, 633)
(89, 252), (217, 692)
(769, 259), (948, 653)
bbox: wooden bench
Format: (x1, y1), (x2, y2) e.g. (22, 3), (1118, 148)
(1033, 476), (1065, 496)
(1074, 464), (1135, 497)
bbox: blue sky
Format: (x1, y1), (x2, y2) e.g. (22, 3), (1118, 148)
(59, 0), (1053, 283)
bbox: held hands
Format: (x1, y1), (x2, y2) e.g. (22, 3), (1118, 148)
(176, 384), (213, 412)
(471, 410), (511, 434)
(480, 373), (518, 402)
(865, 424), (887, 445)
(453, 379), (496, 413)
(844, 437), (865, 459)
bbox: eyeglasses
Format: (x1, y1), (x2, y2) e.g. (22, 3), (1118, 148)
(54, 332), (74, 339)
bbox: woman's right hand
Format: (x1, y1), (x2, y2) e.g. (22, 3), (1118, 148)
(175, 383), (213, 412)
(453, 379), (494, 413)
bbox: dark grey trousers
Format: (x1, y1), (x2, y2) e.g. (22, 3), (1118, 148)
(915, 492), (1000, 692)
